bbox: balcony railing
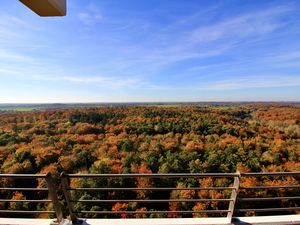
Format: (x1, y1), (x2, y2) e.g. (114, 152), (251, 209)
(0, 173), (63, 224)
(0, 171), (299, 225)
(236, 172), (300, 214)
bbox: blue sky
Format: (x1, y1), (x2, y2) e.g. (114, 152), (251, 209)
(0, 0), (300, 103)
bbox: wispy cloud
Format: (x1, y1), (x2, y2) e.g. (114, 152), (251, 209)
(0, 14), (40, 45)
(189, 6), (291, 45)
(262, 50), (300, 68)
(0, 49), (32, 62)
(204, 75), (300, 90)
(61, 75), (142, 88)
(78, 3), (103, 25)
(78, 12), (102, 25)
(103, 5), (294, 74)
(274, 51), (300, 61)
(139, 75), (300, 91)
(0, 66), (144, 89)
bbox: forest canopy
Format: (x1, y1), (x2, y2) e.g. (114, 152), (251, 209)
(0, 103), (299, 218)
(0, 103), (299, 175)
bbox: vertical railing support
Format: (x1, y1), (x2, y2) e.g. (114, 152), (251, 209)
(45, 173), (64, 225)
(227, 170), (240, 223)
(61, 172), (82, 225)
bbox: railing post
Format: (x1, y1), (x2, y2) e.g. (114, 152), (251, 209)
(45, 173), (64, 225)
(61, 172), (82, 225)
(227, 170), (240, 223)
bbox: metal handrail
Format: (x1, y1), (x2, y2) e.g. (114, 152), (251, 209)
(62, 172), (236, 223)
(61, 171), (300, 222)
(64, 171), (300, 178)
(65, 173), (240, 178)
(240, 185), (300, 189)
(67, 186), (234, 191)
(235, 207), (300, 212)
(0, 187), (48, 191)
(0, 171), (299, 225)
(0, 199), (52, 202)
(0, 174), (48, 178)
(241, 172), (300, 176)
(235, 172), (300, 216)
(72, 198), (234, 203)
(0, 173), (63, 224)
(77, 210), (231, 214)
(238, 196), (300, 201)
(0, 210), (55, 214)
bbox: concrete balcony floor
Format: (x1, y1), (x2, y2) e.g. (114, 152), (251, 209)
(1, 215), (300, 225)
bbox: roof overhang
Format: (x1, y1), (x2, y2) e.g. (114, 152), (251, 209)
(19, 0), (66, 17)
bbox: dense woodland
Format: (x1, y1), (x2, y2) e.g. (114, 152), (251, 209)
(0, 103), (299, 217)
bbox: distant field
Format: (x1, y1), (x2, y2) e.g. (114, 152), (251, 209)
(0, 106), (38, 112)
(143, 104), (184, 107)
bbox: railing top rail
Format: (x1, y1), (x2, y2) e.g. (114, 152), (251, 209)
(72, 198), (234, 203)
(241, 172), (300, 176)
(1, 172), (299, 179)
(64, 173), (240, 178)
(240, 185), (300, 189)
(0, 174), (47, 178)
(77, 210), (230, 214)
(0, 187), (48, 191)
(68, 186), (235, 191)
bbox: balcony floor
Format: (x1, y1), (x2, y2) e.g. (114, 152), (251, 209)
(0, 215), (300, 225)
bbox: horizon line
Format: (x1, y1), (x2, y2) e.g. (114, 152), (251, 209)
(0, 100), (300, 105)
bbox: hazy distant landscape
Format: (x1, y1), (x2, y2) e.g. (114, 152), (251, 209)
(1, 102), (300, 112)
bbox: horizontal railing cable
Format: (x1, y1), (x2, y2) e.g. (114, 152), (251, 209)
(0, 210), (55, 214)
(77, 210), (230, 214)
(72, 198), (234, 203)
(235, 207), (300, 212)
(0, 199), (52, 203)
(241, 172), (300, 176)
(0, 174), (47, 178)
(0, 187), (48, 191)
(238, 196), (300, 201)
(68, 186), (234, 191)
(240, 185), (300, 189)
(66, 173), (239, 178)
